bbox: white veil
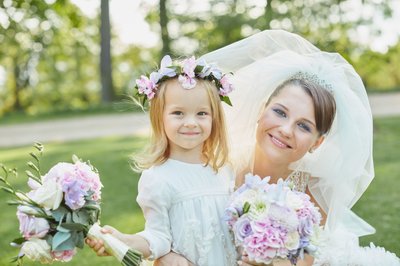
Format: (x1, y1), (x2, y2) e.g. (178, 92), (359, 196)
(202, 30), (375, 238)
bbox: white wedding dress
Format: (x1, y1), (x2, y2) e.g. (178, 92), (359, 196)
(202, 30), (400, 266)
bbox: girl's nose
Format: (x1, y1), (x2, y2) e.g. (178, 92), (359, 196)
(183, 116), (197, 128)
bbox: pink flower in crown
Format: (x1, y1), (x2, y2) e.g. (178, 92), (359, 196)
(219, 75), (234, 96)
(178, 56), (197, 89)
(136, 72), (159, 100)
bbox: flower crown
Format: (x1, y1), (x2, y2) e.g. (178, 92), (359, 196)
(134, 55), (234, 106)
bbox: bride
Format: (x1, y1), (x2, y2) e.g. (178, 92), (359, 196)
(155, 30), (399, 266)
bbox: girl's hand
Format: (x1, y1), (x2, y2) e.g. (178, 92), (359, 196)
(153, 251), (194, 266)
(85, 225), (117, 257)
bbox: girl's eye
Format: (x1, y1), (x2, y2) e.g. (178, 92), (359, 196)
(197, 111), (208, 116)
(298, 122), (311, 132)
(172, 111), (183, 115)
(273, 108), (286, 117)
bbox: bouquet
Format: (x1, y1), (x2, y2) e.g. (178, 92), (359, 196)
(224, 174), (322, 265)
(0, 143), (142, 265)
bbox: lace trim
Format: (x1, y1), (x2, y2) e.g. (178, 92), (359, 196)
(286, 171), (310, 193)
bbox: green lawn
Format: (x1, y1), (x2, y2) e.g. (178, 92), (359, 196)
(0, 116), (399, 265)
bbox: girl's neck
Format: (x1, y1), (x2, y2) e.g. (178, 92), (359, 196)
(252, 146), (292, 182)
(168, 146), (205, 164)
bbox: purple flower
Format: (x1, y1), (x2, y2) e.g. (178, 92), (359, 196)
(235, 217), (253, 243)
(158, 55), (176, 78)
(181, 56), (196, 78)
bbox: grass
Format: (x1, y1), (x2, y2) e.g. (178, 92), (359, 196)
(0, 116), (399, 265)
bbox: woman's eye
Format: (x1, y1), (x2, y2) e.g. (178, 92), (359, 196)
(273, 108), (286, 117)
(298, 122), (311, 132)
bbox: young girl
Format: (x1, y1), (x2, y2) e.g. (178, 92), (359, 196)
(86, 55), (237, 265)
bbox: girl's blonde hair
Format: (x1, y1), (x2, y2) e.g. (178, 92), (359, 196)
(132, 78), (229, 172)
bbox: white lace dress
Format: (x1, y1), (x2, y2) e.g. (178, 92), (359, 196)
(136, 159), (237, 266)
(288, 171), (400, 266)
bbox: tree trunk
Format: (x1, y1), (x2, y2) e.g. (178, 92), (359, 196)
(264, 0), (273, 29)
(100, 0), (114, 103)
(160, 0), (171, 57)
(12, 64), (23, 111)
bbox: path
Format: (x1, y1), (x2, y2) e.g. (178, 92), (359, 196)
(0, 92), (399, 148)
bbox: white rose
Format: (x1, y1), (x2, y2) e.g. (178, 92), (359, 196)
(21, 238), (53, 264)
(31, 178), (63, 210)
(285, 191), (304, 210)
(284, 231), (300, 250)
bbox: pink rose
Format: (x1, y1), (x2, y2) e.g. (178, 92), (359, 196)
(51, 249), (76, 262)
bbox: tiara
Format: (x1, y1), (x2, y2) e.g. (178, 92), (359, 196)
(290, 71), (333, 93)
(134, 55), (234, 106)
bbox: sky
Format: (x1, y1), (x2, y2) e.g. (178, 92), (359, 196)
(71, 0), (400, 53)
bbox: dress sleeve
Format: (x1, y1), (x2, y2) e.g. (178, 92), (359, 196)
(136, 169), (172, 260)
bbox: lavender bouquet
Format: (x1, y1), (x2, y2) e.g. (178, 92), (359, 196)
(0, 143), (142, 265)
(224, 174), (322, 265)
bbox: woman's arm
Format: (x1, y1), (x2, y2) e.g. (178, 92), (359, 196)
(153, 251), (195, 266)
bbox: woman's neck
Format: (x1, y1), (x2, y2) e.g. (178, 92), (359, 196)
(252, 146), (292, 182)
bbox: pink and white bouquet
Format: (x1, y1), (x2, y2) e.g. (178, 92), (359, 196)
(0, 143), (142, 265)
(224, 174), (322, 265)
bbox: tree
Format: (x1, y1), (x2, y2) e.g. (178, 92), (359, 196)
(100, 0), (114, 102)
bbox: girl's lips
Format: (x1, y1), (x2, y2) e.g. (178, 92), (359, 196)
(269, 134), (292, 148)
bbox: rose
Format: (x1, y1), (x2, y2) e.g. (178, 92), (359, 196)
(285, 191), (304, 210)
(30, 178), (63, 210)
(17, 207), (50, 239)
(219, 75), (234, 96)
(21, 238), (53, 264)
(284, 231), (300, 250)
(234, 217), (253, 243)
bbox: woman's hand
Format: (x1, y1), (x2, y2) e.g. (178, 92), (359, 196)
(153, 251), (194, 266)
(85, 225), (119, 257)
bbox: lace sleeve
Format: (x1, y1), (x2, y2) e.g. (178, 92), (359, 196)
(287, 171), (310, 193)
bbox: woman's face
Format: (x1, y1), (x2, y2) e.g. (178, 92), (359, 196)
(256, 84), (324, 165)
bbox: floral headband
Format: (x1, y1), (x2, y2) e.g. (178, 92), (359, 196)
(134, 55), (234, 106)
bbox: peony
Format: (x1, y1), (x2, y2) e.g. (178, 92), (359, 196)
(21, 238), (53, 264)
(17, 208), (50, 239)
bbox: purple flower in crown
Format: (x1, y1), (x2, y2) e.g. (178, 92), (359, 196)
(157, 55), (176, 78)
(197, 59), (222, 79)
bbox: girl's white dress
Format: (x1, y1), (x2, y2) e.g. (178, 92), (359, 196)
(136, 159), (237, 266)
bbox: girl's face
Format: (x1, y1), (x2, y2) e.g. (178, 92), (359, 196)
(256, 85), (324, 165)
(163, 79), (213, 159)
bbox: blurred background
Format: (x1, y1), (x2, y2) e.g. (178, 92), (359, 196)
(0, 0), (399, 117)
(0, 0), (399, 265)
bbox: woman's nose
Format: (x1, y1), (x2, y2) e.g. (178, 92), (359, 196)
(279, 122), (294, 138)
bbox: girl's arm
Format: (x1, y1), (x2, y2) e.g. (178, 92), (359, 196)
(86, 225), (152, 258)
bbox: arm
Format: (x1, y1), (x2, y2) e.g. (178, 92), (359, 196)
(87, 169), (173, 259)
(153, 251), (195, 266)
